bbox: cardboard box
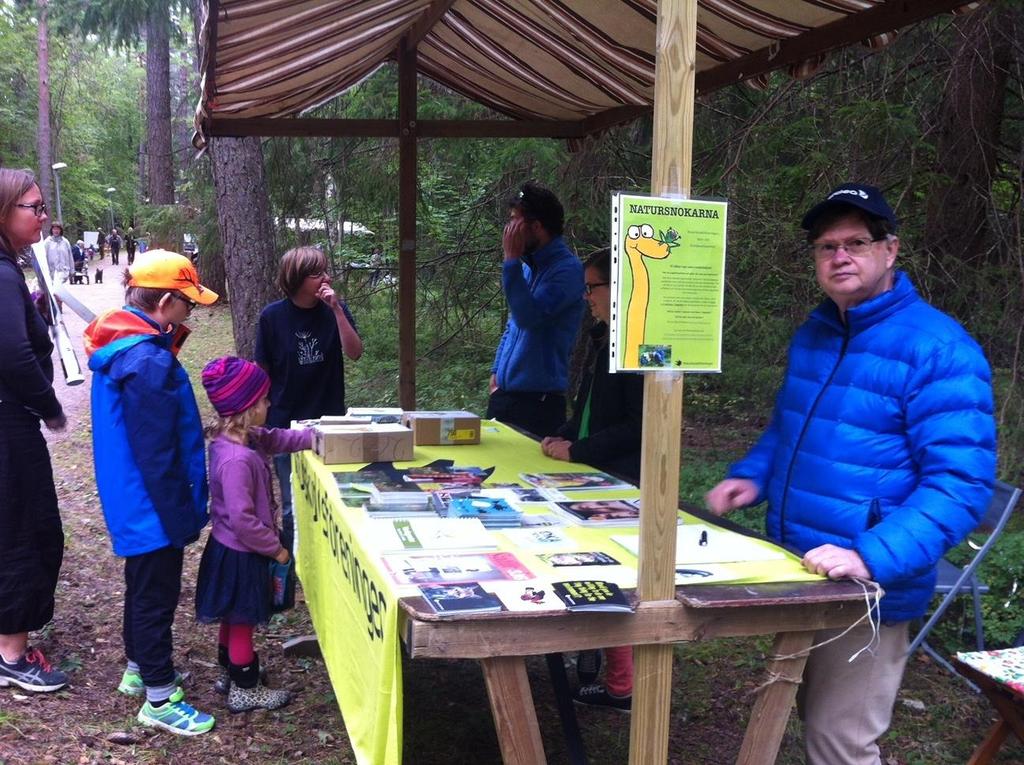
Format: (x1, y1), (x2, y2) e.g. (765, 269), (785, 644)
(312, 423), (414, 464)
(346, 407), (404, 424)
(401, 410), (481, 445)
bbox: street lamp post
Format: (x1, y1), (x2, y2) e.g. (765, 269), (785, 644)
(51, 162), (67, 223)
(105, 187), (116, 231)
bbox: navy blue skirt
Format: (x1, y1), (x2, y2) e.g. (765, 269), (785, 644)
(195, 536), (272, 626)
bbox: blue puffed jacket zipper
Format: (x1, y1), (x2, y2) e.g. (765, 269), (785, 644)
(776, 325), (851, 546)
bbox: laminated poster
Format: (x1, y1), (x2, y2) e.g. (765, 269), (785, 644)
(610, 193), (728, 372)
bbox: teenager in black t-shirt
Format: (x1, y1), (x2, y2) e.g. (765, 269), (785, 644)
(255, 247), (363, 550)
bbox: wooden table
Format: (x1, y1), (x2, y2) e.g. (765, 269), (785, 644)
(399, 577), (868, 764)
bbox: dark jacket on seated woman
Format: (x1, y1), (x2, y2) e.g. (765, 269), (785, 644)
(556, 323), (644, 482)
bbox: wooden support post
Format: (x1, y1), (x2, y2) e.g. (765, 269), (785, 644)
(397, 39), (417, 409)
(481, 656), (548, 765)
(736, 630), (815, 765)
(628, 1), (696, 764)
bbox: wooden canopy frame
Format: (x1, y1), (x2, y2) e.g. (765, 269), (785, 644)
(197, 1), (983, 761)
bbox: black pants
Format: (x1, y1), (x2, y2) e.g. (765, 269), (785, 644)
(486, 389), (566, 438)
(111, 247), (120, 265)
(123, 545), (183, 687)
(0, 404), (63, 634)
(126, 246), (136, 265)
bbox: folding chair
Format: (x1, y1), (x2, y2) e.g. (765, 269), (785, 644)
(909, 480), (1022, 680)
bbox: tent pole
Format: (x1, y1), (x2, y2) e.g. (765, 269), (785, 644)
(398, 38), (418, 409)
(629, 1), (695, 763)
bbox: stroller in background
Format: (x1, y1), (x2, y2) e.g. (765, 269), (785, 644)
(70, 258), (90, 285)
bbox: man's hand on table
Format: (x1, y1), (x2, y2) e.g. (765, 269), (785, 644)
(705, 478), (759, 515)
(540, 436), (572, 461)
(802, 544), (871, 580)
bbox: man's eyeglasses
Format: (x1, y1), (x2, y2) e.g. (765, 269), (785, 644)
(169, 293), (198, 313)
(15, 202), (47, 217)
(584, 281), (609, 296)
(809, 237), (885, 259)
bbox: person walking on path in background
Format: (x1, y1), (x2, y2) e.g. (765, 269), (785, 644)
(487, 183), (584, 437)
(705, 183), (996, 765)
(84, 250), (219, 736)
(108, 228), (121, 265)
(44, 221), (74, 287)
(196, 356), (312, 712)
(124, 227), (137, 266)
(0, 167), (69, 694)
(255, 246), (362, 555)
(95, 228), (105, 260)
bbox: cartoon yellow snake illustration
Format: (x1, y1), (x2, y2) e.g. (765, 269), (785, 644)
(623, 223), (670, 367)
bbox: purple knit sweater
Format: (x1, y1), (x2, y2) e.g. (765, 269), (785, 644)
(208, 427), (313, 556)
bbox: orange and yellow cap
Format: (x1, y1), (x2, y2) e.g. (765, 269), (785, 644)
(127, 250), (219, 305)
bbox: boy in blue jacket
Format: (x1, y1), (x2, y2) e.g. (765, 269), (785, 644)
(706, 184), (996, 765)
(85, 251), (219, 736)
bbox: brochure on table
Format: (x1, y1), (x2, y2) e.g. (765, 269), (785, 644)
(609, 192), (728, 372)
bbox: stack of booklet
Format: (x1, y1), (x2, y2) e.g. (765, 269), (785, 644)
(447, 496), (523, 528)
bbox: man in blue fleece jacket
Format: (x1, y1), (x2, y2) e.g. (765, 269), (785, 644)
(486, 183), (584, 437)
(706, 184), (996, 765)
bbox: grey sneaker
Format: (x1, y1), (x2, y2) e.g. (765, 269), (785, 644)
(576, 649), (602, 685)
(0, 648), (68, 693)
(227, 681), (292, 713)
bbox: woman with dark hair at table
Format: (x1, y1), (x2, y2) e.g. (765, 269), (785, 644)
(0, 167), (69, 693)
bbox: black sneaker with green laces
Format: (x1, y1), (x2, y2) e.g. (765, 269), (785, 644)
(572, 683), (631, 713)
(0, 648), (68, 693)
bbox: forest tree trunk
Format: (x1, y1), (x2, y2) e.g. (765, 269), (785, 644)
(146, 1), (174, 204)
(210, 135), (277, 358)
(36, 0), (52, 211)
(923, 5), (1014, 264)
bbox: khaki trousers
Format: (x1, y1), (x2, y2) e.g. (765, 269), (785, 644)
(798, 621), (910, 765)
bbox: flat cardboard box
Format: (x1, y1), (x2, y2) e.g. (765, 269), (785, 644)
(401, 410), (481, 445)
(313, 423), (414, 464)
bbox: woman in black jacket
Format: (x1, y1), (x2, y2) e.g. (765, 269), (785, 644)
(0, 167), (69, 693)
(541, 248), (644, 482)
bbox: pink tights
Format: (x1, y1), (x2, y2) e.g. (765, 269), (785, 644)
(604, 645), (634, 697)
(219, 621), (255, 666)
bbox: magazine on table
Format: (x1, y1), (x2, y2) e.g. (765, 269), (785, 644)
(382, 551), (534, 585)
(485, 580), (567, 613)
(363, 517), (495, 553)
(418, 583), (504, 615)
(554, 498), (641, 526)
(539, 551), (622, 567)
(482, 485), (570, 503)
(519, 471), (635, 491)
(552, 580), (634, 612)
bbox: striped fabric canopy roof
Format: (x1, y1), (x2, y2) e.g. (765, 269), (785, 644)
(194, 0), (980, 147)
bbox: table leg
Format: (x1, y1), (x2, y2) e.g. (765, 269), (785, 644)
(967, 720), (1010, 765)
(736, 630), (815, 765)
(544, 653), (588, 765)
(481, 656), (548, 765)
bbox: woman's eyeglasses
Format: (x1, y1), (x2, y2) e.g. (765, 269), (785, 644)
(584, 281), (609, 296)
(170, 293), (198, 313)
(15, 202), (47, 217)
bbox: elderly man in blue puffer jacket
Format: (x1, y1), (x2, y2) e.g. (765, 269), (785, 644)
(706, 183), (996, 765)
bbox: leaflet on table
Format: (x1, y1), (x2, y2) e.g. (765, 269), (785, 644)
(499, 526), (575, 550)
(382, 551), (535, 585)
(484, 580), (567, 612)
(609, 192), (727, 372)
(418, 583), (504, 615)
(554, 499), (640, 526)
(519, 471), (635, 491)
(363, 517), (496, 553)
(611, 523), (787, 565)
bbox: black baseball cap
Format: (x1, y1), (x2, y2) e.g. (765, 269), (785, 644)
(801, 183), (899, 232)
